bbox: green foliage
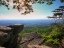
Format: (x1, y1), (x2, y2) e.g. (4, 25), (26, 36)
(44, 24), (64, 45)
(19, 27), (51, 36)
(44, 38), (60, 45)
(19, 24), (64, 45)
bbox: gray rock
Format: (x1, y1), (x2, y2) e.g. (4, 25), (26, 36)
(0, 24), (24, 48)
(19, 32), (60, 48)
(19, 32), (44, 48)
(5, 24), (24, 48)
(21, 32), (42, 42)
(0, 26), (12, 32)
(0, 26), (13, 46)
(7, 24), (24, 35)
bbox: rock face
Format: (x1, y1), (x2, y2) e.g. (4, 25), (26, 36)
(0, 24), (64, 48)
(19, 32), (62, 48)
(19, 32), (45, 48)
(0, 26), (13, 46)
(7, 24), (24, 35)
(0, 24), (24, 48)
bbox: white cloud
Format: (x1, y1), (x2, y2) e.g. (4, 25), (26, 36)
(0, 5), (48, 20)
(0, 12), (48, 20)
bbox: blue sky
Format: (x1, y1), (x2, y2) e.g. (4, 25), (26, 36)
(0, 0), (64, 20)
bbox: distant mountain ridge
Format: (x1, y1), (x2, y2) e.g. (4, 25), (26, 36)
(0, 19), (55, 28)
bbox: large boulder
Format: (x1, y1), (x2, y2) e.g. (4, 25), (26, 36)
(0, 26), (13, 46)
(19, 32), (59, 48)
(7, 24), (24, 35)
(21, 32), (42, 42)
(19, 32), (44, 48)
(0, 26), (12, 31)
(6, 24), (24, 48)
(0, 24), (24, 48)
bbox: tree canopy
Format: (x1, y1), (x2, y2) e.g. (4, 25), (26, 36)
(0, 0), (64, 15)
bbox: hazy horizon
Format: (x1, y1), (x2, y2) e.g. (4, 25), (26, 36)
(0, 19), (56, 29)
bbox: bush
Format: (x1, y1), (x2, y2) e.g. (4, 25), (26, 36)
(19, 24), (64, 45)
(44, 24), (64, 45)
(45, 38), (60, 45)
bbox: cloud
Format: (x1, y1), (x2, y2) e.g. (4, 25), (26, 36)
(0, 12), (48, 20)
(0, 5), (48, 20)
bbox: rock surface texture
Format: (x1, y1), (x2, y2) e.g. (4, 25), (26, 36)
(19, 32), (64, 48)
(0, 24), (64, 48)
(0, 24), (24, 48)
(19, 32), (47, 48)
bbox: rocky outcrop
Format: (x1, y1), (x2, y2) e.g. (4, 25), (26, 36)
(0, 24), (24, 48)
(7, 24), (24, 35)
(0, 26), (13, 46)
(0, 24), (64, 48)
(19, 32), (45, 48)
(19, 32), (62, 48)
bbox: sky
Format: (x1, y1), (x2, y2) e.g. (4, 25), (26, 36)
(0, 0), (64, 20)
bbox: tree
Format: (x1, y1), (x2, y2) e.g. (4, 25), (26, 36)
(0, 0), (64, 15)
(48, 6), (64, 25)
